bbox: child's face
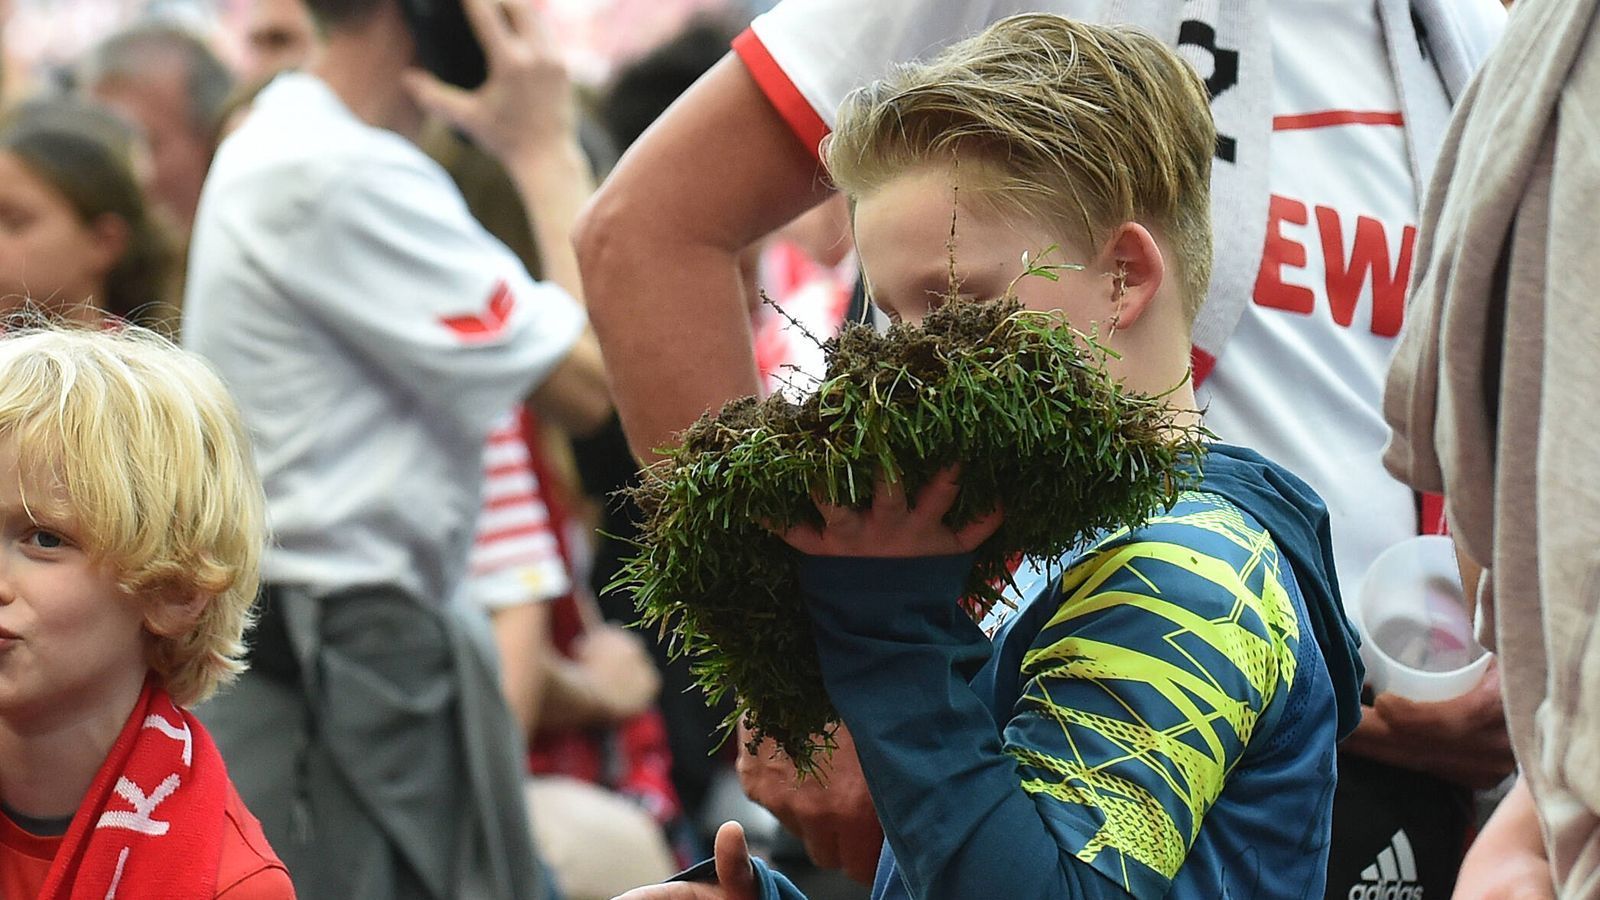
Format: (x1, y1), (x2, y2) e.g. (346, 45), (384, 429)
(0, 442), (149, 729)
(0, 151), (116, 316)
(853, 166), (1110, 328)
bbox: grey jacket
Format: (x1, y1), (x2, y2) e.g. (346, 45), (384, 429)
(1384, 1), (1600, 895)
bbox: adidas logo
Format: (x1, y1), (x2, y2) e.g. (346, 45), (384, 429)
(1347, 829), (1423, 900)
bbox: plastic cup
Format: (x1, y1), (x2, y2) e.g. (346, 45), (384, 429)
(1353, 535), (1490, 703)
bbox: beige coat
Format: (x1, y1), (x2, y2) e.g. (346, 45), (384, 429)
(1383, 1), (1600, 894)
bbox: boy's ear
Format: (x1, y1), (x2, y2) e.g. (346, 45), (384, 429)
(143, 589), (209, 638)
(1102, 222), (1165, 331)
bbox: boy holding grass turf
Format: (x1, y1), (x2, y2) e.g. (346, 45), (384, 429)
(622, 15), (1363, 900)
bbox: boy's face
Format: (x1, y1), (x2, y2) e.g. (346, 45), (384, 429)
(0, 442), (149, 730)
(853, 166), (1109, 328)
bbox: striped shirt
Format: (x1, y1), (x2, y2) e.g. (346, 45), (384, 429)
(466, 408), (570, 610)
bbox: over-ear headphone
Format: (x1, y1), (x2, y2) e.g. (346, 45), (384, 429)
(393, 0), (487, 90)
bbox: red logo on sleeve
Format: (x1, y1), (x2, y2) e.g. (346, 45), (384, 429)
(440, 280), (516, 342)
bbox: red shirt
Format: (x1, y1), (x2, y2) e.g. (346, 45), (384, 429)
(0, 782), (294, 899)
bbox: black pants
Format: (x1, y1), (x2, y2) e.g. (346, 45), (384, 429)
(1326, 752), (1473, 900)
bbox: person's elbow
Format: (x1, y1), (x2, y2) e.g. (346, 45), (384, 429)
(573, 181), (638, 333)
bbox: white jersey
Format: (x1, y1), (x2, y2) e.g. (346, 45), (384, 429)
(739, 0), (1500, 605)
(1199, 0), (1438, 600)
(184, 73), (586, 605)
(742, 0), (1498, 370)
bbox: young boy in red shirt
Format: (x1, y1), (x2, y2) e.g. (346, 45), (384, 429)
(0, 325), (294, 899)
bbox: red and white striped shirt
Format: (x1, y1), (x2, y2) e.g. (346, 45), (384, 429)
(466, 408), (570, 610)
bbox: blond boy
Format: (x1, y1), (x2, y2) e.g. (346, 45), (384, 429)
(624, 16), (1363, 900)
(0, 325), (293, 899)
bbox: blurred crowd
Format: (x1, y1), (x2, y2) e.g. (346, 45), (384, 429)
(0, 1), (864, 898)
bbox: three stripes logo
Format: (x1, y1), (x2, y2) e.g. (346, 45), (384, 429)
(1347, 829), (1423, 900)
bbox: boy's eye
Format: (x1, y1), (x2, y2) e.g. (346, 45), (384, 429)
(27, 530), (65, 549)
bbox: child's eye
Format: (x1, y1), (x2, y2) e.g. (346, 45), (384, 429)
(26, 530), (65, 550)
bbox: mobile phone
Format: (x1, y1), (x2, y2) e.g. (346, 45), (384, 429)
(396, 0), (488, 90)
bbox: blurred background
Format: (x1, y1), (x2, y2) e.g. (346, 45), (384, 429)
(2, 0), (775, 93)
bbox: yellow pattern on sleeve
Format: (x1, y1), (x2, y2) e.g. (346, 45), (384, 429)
(1008, 493), (1303, 885)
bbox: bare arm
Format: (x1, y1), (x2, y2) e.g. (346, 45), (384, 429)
(490, 600), (555, 737)
(526, 333), (610, 437)
(575, 55), (835, 459)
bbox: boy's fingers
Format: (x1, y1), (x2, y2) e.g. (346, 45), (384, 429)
(874, 475), (908, 511)
(912, 465), (963, 517)
(712, 821), (758, 900)
(953, 505), (1004, 550)
(778, 522), (825, 555)
(817, 499), (850, 523)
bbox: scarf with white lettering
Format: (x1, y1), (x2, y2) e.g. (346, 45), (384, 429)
(38, 676), (226, 900)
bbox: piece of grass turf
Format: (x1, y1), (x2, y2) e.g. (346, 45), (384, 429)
(613, 295), (1206, 772)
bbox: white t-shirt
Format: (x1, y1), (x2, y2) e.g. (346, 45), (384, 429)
(1198, 0), (1440, 600)
(185, 73), (586, 605)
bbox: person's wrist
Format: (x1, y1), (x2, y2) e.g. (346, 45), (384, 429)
(504, 134), (586, 182)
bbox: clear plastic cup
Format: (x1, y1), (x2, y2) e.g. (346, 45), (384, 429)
(1353, 535), (1490, 702)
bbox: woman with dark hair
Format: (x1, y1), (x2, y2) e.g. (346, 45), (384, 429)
(0, 98), (173, 331)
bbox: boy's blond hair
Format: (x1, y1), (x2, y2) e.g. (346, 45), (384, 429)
(825, 14), (1217, 322)
(0, 324), (265, 707)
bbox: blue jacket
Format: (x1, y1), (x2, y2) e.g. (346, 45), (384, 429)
(700, 444), (1362, 899)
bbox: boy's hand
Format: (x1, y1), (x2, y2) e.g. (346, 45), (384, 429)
(614, 822), (759, 900)
(735, 722), (882, 884)
(780, 468), (1003, 558)
(1344, 662), (1515, 789)
(401, 0), (577, 167)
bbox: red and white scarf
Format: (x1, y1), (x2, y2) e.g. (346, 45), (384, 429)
(37, 676), (226, 900)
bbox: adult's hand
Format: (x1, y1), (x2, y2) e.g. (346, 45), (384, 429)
(576, 624), (661, 722)
(614, 821), (760, 900)
(401, 0), (576, 167)
(736, 722), (883, 885)
(1452, 776), (1555, 900)
(1344, 662), (1515, 790)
